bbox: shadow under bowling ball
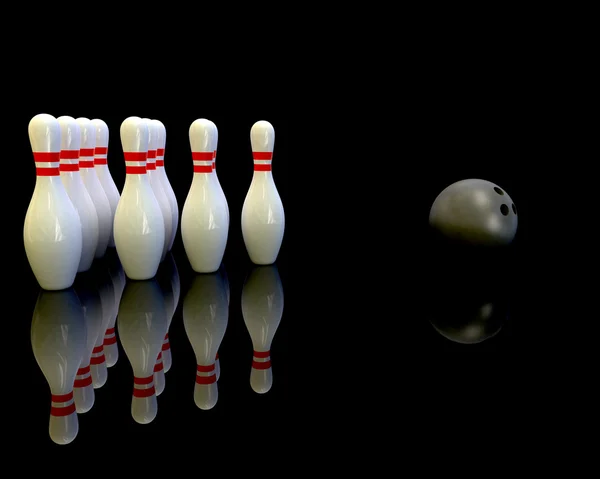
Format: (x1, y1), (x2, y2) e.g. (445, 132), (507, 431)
(428, 294), (508, 345)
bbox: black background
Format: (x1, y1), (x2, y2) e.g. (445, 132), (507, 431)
(5, 22), (541, 459)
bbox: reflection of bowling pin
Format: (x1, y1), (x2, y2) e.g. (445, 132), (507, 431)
(114, 117), (165, 280)
(241, 120), (285, 265)
(72, 273), (103, 412)
(153, 120), (178, 252)
(104, 251), (126, 366)
(25, 114), (82, 290)
(183, 270), (228, 409)
(157, 251), (180, 373)
(57, 115), (99, 273)
(31, 288), (86, 445)
(92, 119), (121, 248)
(241, 265), (284, 394)
(90, 263), (114, 387)
(118, 279), (168, 424)
(76, 117), (112, 259)
(215, 262), (230, 381)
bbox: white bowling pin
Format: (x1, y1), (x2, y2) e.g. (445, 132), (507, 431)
(241, 265), (284, 394)
(210, 121), (229, 227)
(72, 273), (103, 412)
(114, 117), (165, 280)
(57, 116), (99, 273)
(103, 251), (126, 367)
(31, 288), (86, 445)
(142, 118), (171, 263)
(25, 114), (82, 290)
(157, 251), (180, 373)
(92, 119), (121, 248)
(76, 117), (112, 259)
(183, 270), (228, 410)
(154, 120), (178, 252)
(181, 119), (229, 273)
(118, 279), (168, 424)
(241, 120), (285, 265)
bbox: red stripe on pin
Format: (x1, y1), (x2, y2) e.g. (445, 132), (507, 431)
(193, 165), (212, 173)
(74, 375), (93, 388)
(254, 350), (270, 358)
(162, 341), (170, 351)
(157, 148), (165, 156)
(105, 328), (115, 335)
(252, 360), (272, 369)
(52, 391), (73, 403)
(90, 354), (105, 365)
(146, 163), (156, 170)
(147, 150), (157, 159)
(59, 164), (79, 172)
(104, 335), (117, 345)
(94, 158), (107, 165)
(133, 385), (155, 398)
(33, 152), (60, 162)
(197, 364), (215, 373)
(192, 152), (213, 161)
(80, 148), (94, 156)
(134, 375), (154, 385)
(156, 160), (164, 166)
(92, 345), (103, 354)
(77, 365), (90, 375)
(196, 374), (216, 385)
(60, 150), (79, 159)
(51, 402), (76, 417)
(95, 147), (108, 154)
(79, 160), (94, 168)
(154, 362), (163, 372)
(36, 168), (60, 176)
(254, 164), (272, 171)
(124, 152), (147, 161)
(253, 152), (272, 160)
(126, 166), (146, 174)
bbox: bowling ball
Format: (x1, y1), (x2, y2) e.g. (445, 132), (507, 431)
(429, 179), (518, 247)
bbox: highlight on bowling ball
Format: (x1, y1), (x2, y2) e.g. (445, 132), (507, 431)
(429, 178), (518, 247)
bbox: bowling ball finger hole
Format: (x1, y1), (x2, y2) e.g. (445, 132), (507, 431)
(494, 187), (504, 195)
(500, 204), (509, 216)
(512, 203), (517, 215)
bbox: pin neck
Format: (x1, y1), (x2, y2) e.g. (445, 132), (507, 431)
(156, 148), (165, 167)
(33, 152), (61, 177)
(124, 152), (148, 178)
(253, 151), (273, 174)
(192, 151), (214, 175)
(94, 146), (108, 166)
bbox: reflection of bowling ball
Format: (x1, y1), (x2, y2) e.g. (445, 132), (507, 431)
(429, 179), (518, 247)
(429, 294), (508, 345)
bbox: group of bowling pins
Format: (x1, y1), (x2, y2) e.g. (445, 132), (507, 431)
(31, 253), (283, 446)
(24, 113), (285, 291)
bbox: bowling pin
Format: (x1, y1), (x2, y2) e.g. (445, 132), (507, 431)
(92, 119), (121, 248)
(183, 270), (228, 410)
(104, 250), (126, 367)
(72, 273), (103, 412)
(153, 120), (178, 252)
(25, 114), (82, 290)
(113, 117), (165, 280)
(241, 120), (284, 265)
(76, 117), (112, 259)
(31, 287), (86, 445)
(211, 122), (229, 227)
(241, 265), (284, 394)
(118, 279), (168, 424)
(181, 119), (229, 273)
(157, 251), (180, 373)
(57, 116), (99, 273)
(142, 118), (171, 262)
